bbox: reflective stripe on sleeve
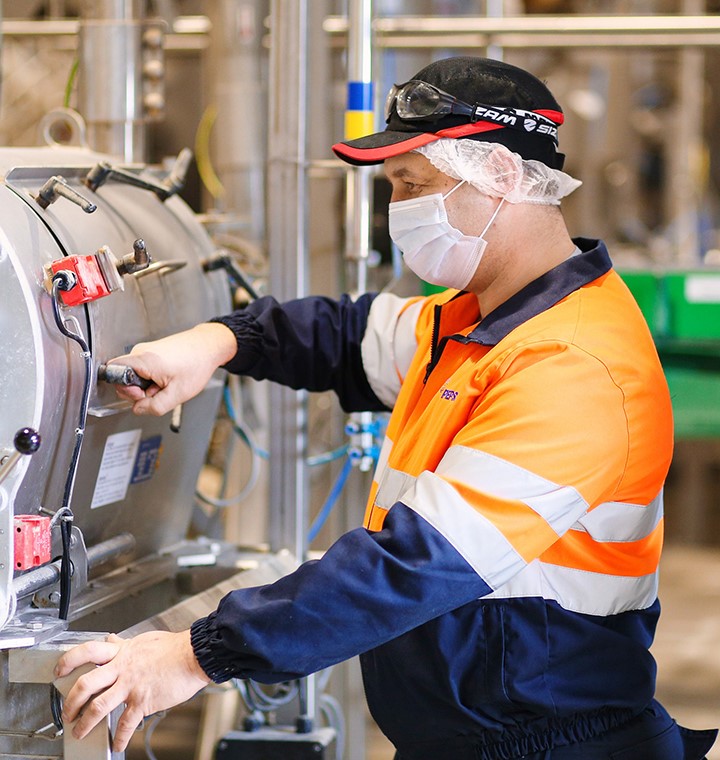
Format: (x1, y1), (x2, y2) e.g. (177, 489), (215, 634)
(486, 560), (659, 615)
(436, 446), (588, 537)
(377, 446), (664, 602)
(375, 464), (416, 510)
(574, 493), (663, 541)
(361, 294), (423, 408)
(402, 471), (526, 589)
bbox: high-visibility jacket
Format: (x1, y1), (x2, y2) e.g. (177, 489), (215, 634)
(191, 238), (674, 759)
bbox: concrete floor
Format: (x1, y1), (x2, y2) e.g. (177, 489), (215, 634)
(128, 543), (720, 759)
(651, 545), (720, 760)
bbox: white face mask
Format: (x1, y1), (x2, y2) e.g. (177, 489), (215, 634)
(388, 181), (505, 290)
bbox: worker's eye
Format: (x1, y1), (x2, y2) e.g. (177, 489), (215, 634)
(403, 180), (426, 194)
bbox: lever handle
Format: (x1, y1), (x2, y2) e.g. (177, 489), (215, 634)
(0, 427), (41, 486)
(35, 176), (97, 213)
(85, 148), (192, 202)
(98, 364), (152, 390)
(14, 428), (42, 455)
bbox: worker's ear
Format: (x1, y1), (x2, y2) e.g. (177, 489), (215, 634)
(484, 145), (522, 196)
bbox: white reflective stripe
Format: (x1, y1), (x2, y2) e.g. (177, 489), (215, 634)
(372, 435), (394, 487)
(403, 471), (525, 589)
(572, 492), (663, 542)
(361, 294), (422, 408)
(437, 446), (588, 537)
(485, 560), (659, 616)
(375, 466), (416, 510)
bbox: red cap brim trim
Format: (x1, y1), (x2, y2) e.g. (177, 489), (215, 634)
(535, 109), (564, 125)
(332, 120), (506, 165)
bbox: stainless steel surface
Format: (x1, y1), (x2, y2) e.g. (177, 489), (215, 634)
(121, 550), (296, 636)
(0, 145), (230, 634)
(204, 1), (267, 242)
(267, 0), (311, 561)
(0, 549), (294, 759)
(1, 17), (208, 52)
(13, 532), (136, 600)
(0, 144), (230, 757)
(9, 631), (101, 683)
(78, 1), (146, 162)
(0, 452), (22, 488)
(9, 635), (124, 758)
(1, 146), (229, 553)
(323, 14), (720, 49)
(341, 3), (373, 749)
(343, 0), (373, 295)
(54, 661), (124, 760)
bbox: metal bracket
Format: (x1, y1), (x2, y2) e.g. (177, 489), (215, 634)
(8, 632), (124, 760)
(34, 526), (89, 612)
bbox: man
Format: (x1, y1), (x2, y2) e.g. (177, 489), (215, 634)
(56, 57), (717, 759)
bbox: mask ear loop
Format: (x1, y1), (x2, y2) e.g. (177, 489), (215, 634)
(441, 180), (505, 237)
(480, 196), (506, 237)
(441, 179), (465, 201)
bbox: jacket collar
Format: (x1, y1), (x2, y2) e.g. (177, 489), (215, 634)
(458, 238), (612, 346)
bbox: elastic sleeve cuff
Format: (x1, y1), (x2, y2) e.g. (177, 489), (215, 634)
(208, 313), (263, 374)
(190, 614), (239, 684)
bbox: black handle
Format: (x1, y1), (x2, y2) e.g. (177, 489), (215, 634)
(14, 427), (41, 455)
(97, 364), (152, 390)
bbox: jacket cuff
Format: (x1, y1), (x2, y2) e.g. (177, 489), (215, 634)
(208, 313), (263, 374)
(190, 614), (239, 684)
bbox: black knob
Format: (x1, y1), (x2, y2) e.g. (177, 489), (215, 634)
(14, 428), (41, 455)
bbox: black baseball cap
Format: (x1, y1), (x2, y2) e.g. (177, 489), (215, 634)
(332, 56), (566, 170)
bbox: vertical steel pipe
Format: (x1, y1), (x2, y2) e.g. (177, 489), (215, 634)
(486, 0), (504, 61)
(78, 0), (147, 162)
(267, 0), (310, 562)
(204, 1), (267, 242)
(344, 0), (374, 296)
(341, 6), (374, 752)
(667, 0), (704, 264)
(267, 2), (314, 726)
(0, 0), (3, 108)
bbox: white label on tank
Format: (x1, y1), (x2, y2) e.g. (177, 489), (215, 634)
(685, 275), (720, 303)
(91, 429), (142, 508)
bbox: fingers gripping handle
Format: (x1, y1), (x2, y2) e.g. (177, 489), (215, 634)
(97, 364), (152, 391)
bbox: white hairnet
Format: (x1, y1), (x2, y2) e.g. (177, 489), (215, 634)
(414, 139), (581, 205)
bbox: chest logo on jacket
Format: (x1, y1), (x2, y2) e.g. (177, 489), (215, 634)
(440, 387), (459, 401)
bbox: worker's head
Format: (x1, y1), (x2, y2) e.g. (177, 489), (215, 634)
(333, 57), (581, 292)
(333, 56), (568, 171)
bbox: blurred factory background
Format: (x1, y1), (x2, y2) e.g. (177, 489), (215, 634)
(0, 1), (719, 758)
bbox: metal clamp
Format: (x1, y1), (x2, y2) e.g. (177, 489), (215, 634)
(35, 175), (97, 213)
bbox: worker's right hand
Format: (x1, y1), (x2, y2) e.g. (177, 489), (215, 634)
(55, 630), (211, 753)
(107, 322), (237, 416)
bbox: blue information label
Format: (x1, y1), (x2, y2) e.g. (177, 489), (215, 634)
(130, 435), (163, 484)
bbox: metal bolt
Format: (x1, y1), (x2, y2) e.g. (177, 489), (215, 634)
(48, 591), (61, 604)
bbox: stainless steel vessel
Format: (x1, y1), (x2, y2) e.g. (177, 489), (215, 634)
(0, 145), (285, 759)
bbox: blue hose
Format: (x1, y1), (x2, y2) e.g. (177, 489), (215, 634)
(307, 456), (354, 544)
(224, 385), (348, 466)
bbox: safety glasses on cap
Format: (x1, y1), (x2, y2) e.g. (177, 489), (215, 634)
(384, 80), (560, 145)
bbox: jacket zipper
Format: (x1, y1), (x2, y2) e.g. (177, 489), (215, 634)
(423, 304), (443, 384)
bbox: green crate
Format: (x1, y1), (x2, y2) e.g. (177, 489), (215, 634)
(617, 270), (659, 333)
(665, 366), (720, 437)
(662, 272), (720, 340)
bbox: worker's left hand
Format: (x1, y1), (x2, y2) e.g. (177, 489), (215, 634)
(54, 629), (211, 752)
